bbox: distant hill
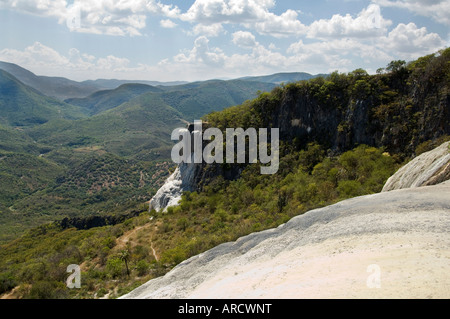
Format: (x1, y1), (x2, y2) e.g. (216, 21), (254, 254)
(0, 61), (102, 100)
(0, 124), (49, 154)
(65, 83), (163, 115)
(65, 78), (275, 119)
(0, 69), (87, 127)
(27, 79), (274, 159)
(157, 79), (277, 120)
(82, 79), (189, 89)
(27, 94), (185, 160)
(239, 72), (326, 84)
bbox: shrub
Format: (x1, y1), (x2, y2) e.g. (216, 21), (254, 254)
(106, 257), (124, 278)
(0, 272), (17, 294)
(27, 281), (68, 299)
(136, 260), (150, 276)
(337, 180), (364, 198)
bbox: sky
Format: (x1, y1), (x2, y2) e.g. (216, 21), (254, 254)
(0, 0), (449, 82)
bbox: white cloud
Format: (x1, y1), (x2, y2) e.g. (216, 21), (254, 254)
(167, 35), (311, 79)
(0, 0), (181, 36)
(160, 19), (177, 28)
(0, 42), (70, 68)
(382, 23), (445, 57)
(232, 31), (257, 48)
(248, 9), (307, 38)
(0, 41), (149, 80)
(96, 55), (131, 71)
(180, 0), (276, 24)
(0, 0), (67, 17)
(287, 39), (378, 73)
(288, 21), (445, 70)
(190, 23), (225, 37)
(181, 0), (306, 37)
(307, 4), (392, 39)
(374, 0), (450, 25)
(174, 36), (226, 65)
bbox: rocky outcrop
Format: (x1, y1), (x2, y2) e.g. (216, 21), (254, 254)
(382, 141), (450, 192)
(149, 123), (243, 211)
(149, 159), (203, 212)
(123, 180), (450, 299)
(263, 75), (449, 157)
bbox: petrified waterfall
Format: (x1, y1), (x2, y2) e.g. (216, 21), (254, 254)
(149, 157), (202, 212)
(149, 124), (203, 212)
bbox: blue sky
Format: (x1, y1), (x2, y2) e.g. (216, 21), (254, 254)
(0, 0), (448, 82)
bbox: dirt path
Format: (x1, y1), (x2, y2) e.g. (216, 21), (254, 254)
(116, 224), (159, 262)
(116, 225), (148, 248)
(151, 242), (159, 262)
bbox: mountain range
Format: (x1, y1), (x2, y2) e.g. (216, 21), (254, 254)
(0, 60), (309, 243)
(0, 60), (320, 101)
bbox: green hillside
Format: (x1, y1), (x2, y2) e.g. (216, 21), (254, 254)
(27, 94), (184, 160)
(0, 124), (49, 154)
(0, 70), (87, 127)
(239, 72), (322, 84)
(0, 144), (400, 299)
(26, 79), (274, 159)
(0, 152), (64, 242)
(0, 61), (102, 100)
(157, 79), (276, 120)
(0, 66), (276, 244)
(0, 153), (63, 207)
(0, 149), (173, 243)
(65, 83), (163, 115)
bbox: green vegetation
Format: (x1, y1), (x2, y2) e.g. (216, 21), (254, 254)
(0, 61), (103, 101)
(65, 83), (163, 115)
(0, 144), (398, 299)
(0, 68), (275, 243)
(0, 70), (87, 127)
(206, 47), (450, 158)
(0, 149), (173, 243)
(157, 80), (275, 121)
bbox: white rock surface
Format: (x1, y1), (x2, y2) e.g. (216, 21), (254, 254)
(123, 180), (450, 299)
(382, 141), (450, 192)
(149, 155), (202, 212)
(149, 167), (183, 212)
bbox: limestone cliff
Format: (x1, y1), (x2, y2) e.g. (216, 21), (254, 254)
(149, 52), (450, 211)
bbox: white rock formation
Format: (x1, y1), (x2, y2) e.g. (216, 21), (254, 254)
(123, 180), (450, 299)
(149, 157), (202, 212)
(148, 167), (183, 212)
(382, 141), (450, 192)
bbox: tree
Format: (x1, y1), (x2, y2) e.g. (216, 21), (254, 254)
(119, 249), (130, 277)
(350, 68), (368, 79)
(386, 60), (406, 73)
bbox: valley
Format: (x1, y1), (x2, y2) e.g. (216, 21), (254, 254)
(0, 62), (280, 244)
